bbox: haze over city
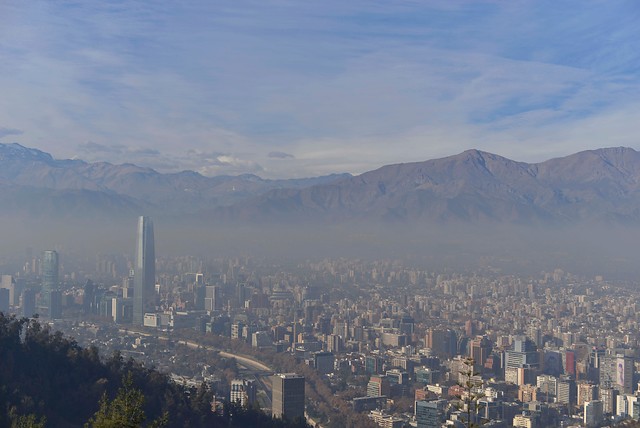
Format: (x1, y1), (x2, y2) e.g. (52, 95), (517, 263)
(2, 2), (640, 428)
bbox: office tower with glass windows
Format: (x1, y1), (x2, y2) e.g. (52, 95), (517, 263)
(133, 216), (155, 325)
(40, 250), (59, 313)
(49, 290), (62, 319)
(416, 400), (447, 428)
(271, 373), (305, 420)
(22, 289), (36, 318)
(0, 288), (9, 313)
(205, 285), (221, 312)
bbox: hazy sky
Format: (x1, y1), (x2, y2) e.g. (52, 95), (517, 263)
(0, 1), (639, 178)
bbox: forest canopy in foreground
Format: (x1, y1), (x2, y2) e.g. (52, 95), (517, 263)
(0, 313), (309, 428)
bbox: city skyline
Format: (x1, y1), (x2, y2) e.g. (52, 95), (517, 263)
(1, 2), (640, 426)
(2, 240), (640, 426)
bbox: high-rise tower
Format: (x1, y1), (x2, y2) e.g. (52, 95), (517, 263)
(40, 250), (59, 312)
(271, 373), (305, 420)
(133, 216), (155, 325)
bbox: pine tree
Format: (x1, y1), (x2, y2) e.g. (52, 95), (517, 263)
(457, 357), (486, 428)
(10, 414), (46, 428)
(85, 373), (167, 428)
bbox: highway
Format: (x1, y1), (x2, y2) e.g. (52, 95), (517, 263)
(179, 340), (274, 409)
(119, 329), (323, 427)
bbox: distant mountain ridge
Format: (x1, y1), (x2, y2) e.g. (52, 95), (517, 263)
(3, 142), (640, 224)
(218, 147), (640, 224)
(0, 143), (351, 216)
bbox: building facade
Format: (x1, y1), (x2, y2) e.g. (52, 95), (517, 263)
(133, 216), (155, 325)
(584, 400), (603, 427)
(40, 250), (59, 312)
(271, 373), (305, 420)
(230, 379), (256, 407)
(415, 399), (447, 428)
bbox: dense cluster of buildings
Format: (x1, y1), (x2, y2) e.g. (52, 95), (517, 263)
(3, 218), (640, 427)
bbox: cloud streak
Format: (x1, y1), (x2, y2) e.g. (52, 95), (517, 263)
(0, 127), (23, 139)
(268, 151), (295, 159)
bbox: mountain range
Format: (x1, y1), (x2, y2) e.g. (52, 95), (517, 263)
(0, 143), (350, 217)
(3, 142), (640, 224)
(220, 146), (640, 224)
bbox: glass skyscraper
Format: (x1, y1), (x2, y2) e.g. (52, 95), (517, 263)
(40, 250), (59, 311)
(133, 216), (155, 325)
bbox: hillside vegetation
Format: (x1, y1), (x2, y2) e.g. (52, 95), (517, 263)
(0, 313), (308, 428)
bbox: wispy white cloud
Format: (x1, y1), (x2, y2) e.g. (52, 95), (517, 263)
(78, 142), (126, 154)
(196, 157), (264, 177)
(0, 1), (638, 177)
(0, 127), (24, 138)
(268, 151), (295, 159)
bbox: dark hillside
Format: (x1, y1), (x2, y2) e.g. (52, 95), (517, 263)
(0, 314), (308, 428)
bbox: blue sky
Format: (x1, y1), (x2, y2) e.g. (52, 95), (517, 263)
(0, 1), (639, 178)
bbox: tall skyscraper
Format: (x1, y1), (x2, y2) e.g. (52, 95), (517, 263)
(0, 288), (9, 313)
(469, 335), (493, 373)
(205, 285), (221, 312)
(49, 290), (62, 319)
(584, 400), (603, 427)
(616, 354), (634, 394)
(506, 336), (538, 367)
(40, 250), (59, 313)
(1, 275), (14, 307)
(599, 351), (634, 394)
(271, 373), (305, 420)
(426, 328), (458, 358)
(133, 216), (155, 325)
(557, 376), (577, 409)
(83, 279), (96, 315)
(22, 289), (36, 318)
